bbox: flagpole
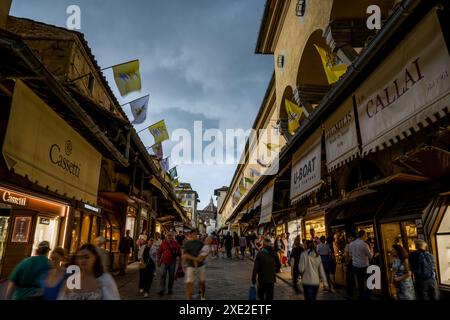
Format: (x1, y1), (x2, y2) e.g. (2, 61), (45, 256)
(137, 126), (149, 134)
(101, 59), (140, 71)
(120, 94), (150, 107)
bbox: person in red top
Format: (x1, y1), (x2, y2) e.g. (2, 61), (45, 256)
(157, 231), (181, 295)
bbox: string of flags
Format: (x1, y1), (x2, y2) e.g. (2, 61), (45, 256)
(108, 58), (181, 186)
(129, 95), (149, 125)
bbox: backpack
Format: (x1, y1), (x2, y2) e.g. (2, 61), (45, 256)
(416, 251), (434, 280)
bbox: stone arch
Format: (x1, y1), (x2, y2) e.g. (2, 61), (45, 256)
(279, 85), (294, 121)
(296, 29), (330, 88)
(328, 0), (397, 64)
(330, 0), (396, 21)
(294, 29), (332, 113)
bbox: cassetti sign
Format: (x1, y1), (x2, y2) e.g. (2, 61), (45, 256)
(49, 142), (81, 178)
(290, 142), (321, 201)
(2, 80), (102, 205)
(2, 191), (27, 206)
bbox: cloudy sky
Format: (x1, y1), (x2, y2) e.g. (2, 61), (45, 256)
(10, 0), (274, 207)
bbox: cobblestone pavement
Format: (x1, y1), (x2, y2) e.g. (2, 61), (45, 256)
(116, 256), (346, 300)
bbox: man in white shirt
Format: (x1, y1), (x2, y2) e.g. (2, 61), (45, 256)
(348, 230), (373, 300)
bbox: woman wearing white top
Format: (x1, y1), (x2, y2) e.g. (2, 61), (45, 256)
(58, 244), (120, 300)
(299, 241), (328, 301)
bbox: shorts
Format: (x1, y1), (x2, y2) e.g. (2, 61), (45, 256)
(185, 266), (206, 283)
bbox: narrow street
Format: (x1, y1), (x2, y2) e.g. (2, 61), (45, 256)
(116, 257), (345, 300)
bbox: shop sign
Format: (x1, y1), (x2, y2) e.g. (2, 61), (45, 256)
(324, 97), (359, 172)
(291, 142), (321, 202)
(356, 11), (450, 155)
(39, 218), (50, 225)
(82, 203), (101, 215)
(1, 190), (27, 207)
(0, 186), (67, 217)
(2, 80), (102, 205)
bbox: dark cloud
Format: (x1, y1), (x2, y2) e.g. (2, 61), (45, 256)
(10, 0), (273, 206)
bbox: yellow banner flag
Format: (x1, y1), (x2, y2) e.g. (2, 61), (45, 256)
(314, 45), (347, 84)
(285, 99), (306, 135)
(112, 60), (141, 96)
(149, 120), (169, 144)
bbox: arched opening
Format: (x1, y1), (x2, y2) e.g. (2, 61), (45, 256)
(279, 86), (294, 120)
(346, 160), (384, 192)
(295, 29), (332, 113)
(330, 0), (396, 21)
(327, 0), (398, 64)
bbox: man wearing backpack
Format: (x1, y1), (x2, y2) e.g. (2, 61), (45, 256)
(409, 239), (438, 300)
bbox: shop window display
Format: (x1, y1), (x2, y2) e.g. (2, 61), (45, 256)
(436, 206), (450, 286)
(276, 224), (285, 236)
(0, 215), (9, 272)
(70, 213), (81, 253)
(33, 216), (60, 253)
(80, 214), (91, 246)
(403, 221), (418, 251)
(305, 218), (326, 240)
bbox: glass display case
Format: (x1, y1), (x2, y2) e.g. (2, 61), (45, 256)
(436, 206), (450, 286)
(403, 221), (419, 251)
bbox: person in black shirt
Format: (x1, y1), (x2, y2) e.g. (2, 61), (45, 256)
(290, 236), (304, 293)
(251, 239), (281, 300)
(175, 231), (185, 246)
(224, 232), (233, 259)
(118, 230), (134, 276)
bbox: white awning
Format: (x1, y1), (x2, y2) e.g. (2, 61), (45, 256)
(259, 186), (274, 225)
(356, 11), (450, 156)
(290, 131), (322, 204)
(324, 97), (360, 172)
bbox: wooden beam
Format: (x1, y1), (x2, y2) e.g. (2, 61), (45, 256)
(0, 82), (12, 96)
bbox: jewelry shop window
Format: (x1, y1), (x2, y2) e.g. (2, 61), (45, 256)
(436, 206), (450, 286)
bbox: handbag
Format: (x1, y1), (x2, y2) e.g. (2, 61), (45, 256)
(176, 264), (184, 279)
(248, 286), (257, 300)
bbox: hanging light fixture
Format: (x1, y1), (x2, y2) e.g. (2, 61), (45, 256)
(296, 0), (306, 17)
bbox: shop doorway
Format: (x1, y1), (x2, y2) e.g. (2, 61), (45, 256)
(380, 220), (419, 298)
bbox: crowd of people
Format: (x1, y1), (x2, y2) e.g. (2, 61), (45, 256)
(1, 226), (440, 302)
(250, 228), (440, 301)
(4, 239), (120, 300)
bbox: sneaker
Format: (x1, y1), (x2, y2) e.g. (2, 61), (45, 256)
(144, 293), (149, 298)
(139, 289), (144, 293)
